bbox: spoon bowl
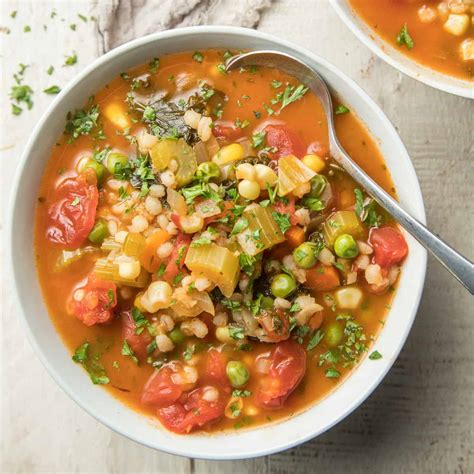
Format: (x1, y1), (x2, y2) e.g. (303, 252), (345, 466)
(227, 51), (474, 294)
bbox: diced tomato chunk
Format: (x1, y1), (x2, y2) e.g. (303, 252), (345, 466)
(164, 232), (191, 281)
(72, 275), (117, 326)
(141, 363), (184, 408)
(258, 309), (291, 343)
(256, 340), (306, 409)
(306, 140), (328, 157)
(213, 124), (243, 142)
(370, 226), (408, 268)
(121, 310), (152, 361)
(265, 124), (305, 159)
(202, 350), (230, 390)
(46, 175), (98, 249)
(157, 386), (225, 434)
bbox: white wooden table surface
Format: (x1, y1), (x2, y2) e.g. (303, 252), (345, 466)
(1, 1), (473, 473)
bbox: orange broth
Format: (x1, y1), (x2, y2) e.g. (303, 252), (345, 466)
(35, 50), (398, 433)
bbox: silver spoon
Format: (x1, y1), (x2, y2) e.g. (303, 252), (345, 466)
(226, 50), (474, 294)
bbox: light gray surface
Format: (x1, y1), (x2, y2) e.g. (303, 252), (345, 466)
(1, 1), (473, 473)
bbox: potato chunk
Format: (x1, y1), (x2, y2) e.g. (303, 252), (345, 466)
(443, 14), (470, 36)
(103, 102), (131, 130)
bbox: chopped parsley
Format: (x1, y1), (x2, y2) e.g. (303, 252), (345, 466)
(228, 326), (245, 340)
(239, 253), (257, 276)
(307, 329), (324, 351)
(271, 79), (282, 89)
(354, 188), (382, 228)
(335, 104), (350, 115)
(369, 350), (383, 360)
(272, 212), (291, 234)
(24, 25), (31, 32)
(396, 24), (414, 50)
(251, 130), (266, 149)
(193, 51), (204, 63)
(47, 65), (54, 75)
(232, 389), (252, 398)
(64, 52), (77, 66)
(43, 85), (61, 95)
(121, 340), (138, 364)
(302, 197), (325, 212)
(279, 84), (308, 111)
(149, 58), (160, 74)
(156, 263), (166, 277)
(325, 368), (341, 379)
(64, 101), (104, 142)
(230, 217), (249, 237)
(131, 307), (150, 335)
(72, 342), (110, 385)
(222, 300), (242, 311)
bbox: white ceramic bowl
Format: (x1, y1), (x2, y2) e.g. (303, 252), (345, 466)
(8, 26), (427, 460)
(330, 0), (474, 99)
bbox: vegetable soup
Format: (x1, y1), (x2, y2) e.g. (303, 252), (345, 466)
(349, 0), (474, 80)
(35, 49), (408, 434)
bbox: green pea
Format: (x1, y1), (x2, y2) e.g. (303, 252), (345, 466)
(197, 161), (221, 182)
(106, 152), (129, 174)
(82, 159), (106, 183)
(293, 242), (318, 269)
(309, 175), (328, 198)
(88, 219), (109, 244)
(324, 321), (344, 347)
(271, 273), (297, 298)
(261, 296), (274, 309)
(226, 361), (250, 388)
(334, 234), (359, 259)
(169, 328), (185, 344)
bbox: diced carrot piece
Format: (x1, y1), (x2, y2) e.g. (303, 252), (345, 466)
(305, 264), (340, 291)
(285, 226), (306, 249)
(140, 230), (171, 272)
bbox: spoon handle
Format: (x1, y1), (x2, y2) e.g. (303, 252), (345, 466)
(329, 132), (474, 294)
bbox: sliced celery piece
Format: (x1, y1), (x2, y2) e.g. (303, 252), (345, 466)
(123, 232), (146, 258)
(150, 138), (197, 187)
(94, 258), (149, 288)
(54, 247), (97, 272)
(323, 210), (365, 246)
(278, 154), (316, 196)
(185, 243), (240, 297)
(101, 238), (122, 253)
(235, 205), (285, 256)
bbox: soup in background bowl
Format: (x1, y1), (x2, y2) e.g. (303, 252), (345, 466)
(9, 27), (426, 459)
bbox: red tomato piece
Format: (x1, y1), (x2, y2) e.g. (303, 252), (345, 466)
(141, 363), (184, 408)
(121, 310), (152, 361)
(157, 386), (225, 434)
(370, 226), (408, 268)
(274, 198), (299, 225)
(72, 275), (117, 326)
(258, 309), (291, 343)
(164, 232), (191, 281)
(202, 350), (230, 390)
(213, 124), (243, 142)
(46, 175), (98, 248)
(256, 340), (306, 409)
(265, 124), (305, 159)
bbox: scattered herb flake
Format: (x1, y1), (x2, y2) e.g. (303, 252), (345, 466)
(335, 104), (350, 115)
(369, 350), (383, 360)
(396, 24), (414, 50)
(43, 85), (61, 95)
(193, 51), (204, 63)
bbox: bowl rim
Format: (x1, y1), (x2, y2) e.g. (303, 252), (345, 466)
(330, 0), (474, 99)
(7, 25), (427, 460)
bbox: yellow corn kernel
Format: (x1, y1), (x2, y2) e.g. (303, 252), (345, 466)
(212, 143), (245, 166)
(103, 102), (131, 130)
(180, 214), (204, 234)
(134, 292), (147, 313)
(215, 326), (234, 344)
(302, 154), (326, 173)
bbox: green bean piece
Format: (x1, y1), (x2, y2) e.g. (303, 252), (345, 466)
(226, 360), (250, 388)
(106, 152), (129, 175)
(83, 159), (106, 183)
(169, 328), (185, 344)
(324, 321), (344, 347)
(293, 242), (318, 269)
(334, 234), (359, 259)
(88, 220), (109, 244)
(271, 273), (297, 298)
